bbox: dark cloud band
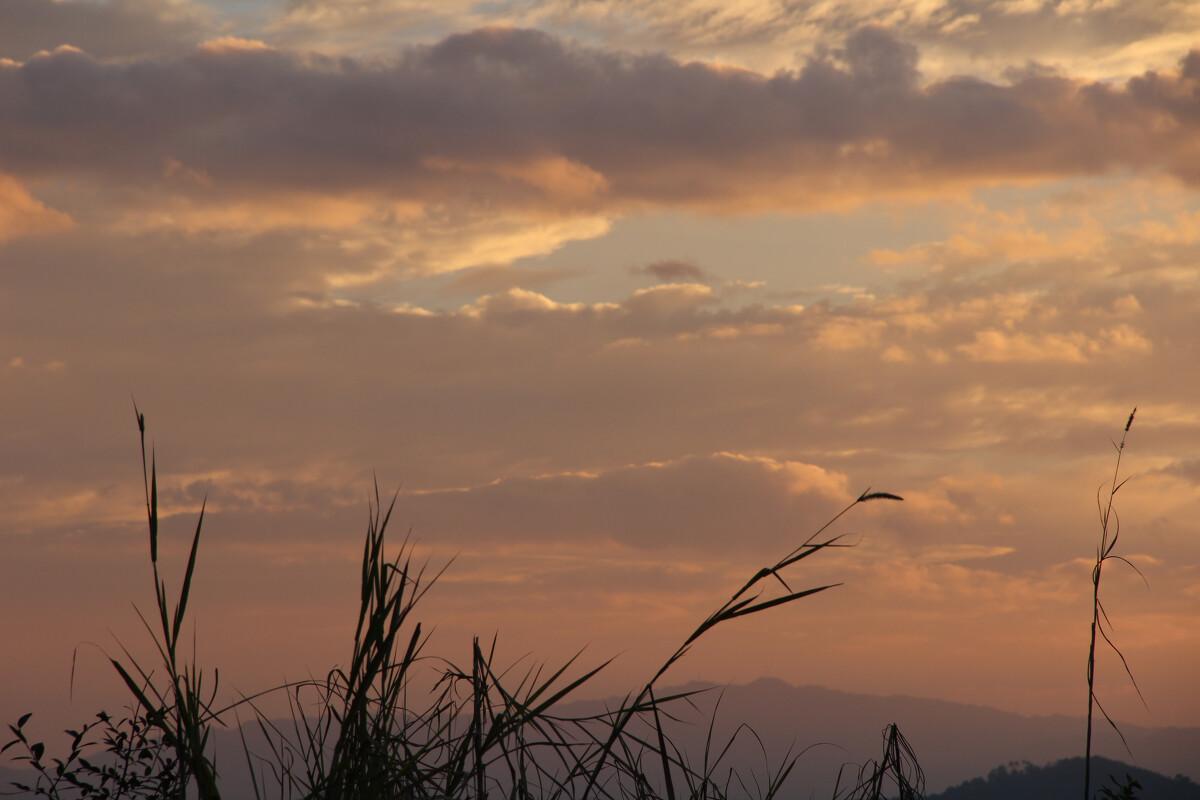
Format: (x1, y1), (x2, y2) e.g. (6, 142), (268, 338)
(2, 26), (1200, 214)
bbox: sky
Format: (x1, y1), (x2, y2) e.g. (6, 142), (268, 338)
(3, 0), (1200, 741)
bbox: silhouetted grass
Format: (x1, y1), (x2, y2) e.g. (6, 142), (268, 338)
(1083, 409), (1147, 800)
(4, 410), (916, 800)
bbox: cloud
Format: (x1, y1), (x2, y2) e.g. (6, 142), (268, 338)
(196, 37), (273, 55)
(441, 264), (580, 295)
(515, 0), (1200, 81)
(814, 316), (888, 351)
(0, 174), (72, 241)
(397, 452), (851, 550)
(267, 0), (482, 51)
(956, 325), (1152, 363)
(632, 259), (709, 283)
(627, 283), (717, 317)
(917, 544), (1016, 563)
(870, 212), (1107, 272)
(0, 0), (211, 61)
(273, 1), (1195, 82)
(6, 25), (1200, 254)
(1156, 458), (1200, 484)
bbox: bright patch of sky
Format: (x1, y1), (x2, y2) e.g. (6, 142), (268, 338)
(383, 205), (950, 309)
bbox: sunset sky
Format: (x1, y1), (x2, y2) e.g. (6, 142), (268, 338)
(3, 0), (1200, 741)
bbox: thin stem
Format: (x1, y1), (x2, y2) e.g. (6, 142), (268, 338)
(1084, 407), (1135, 800)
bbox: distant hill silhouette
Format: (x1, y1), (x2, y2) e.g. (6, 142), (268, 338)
(929, 757), (1200, 799)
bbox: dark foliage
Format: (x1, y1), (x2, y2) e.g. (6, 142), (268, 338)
(931, 757), (1200, 800)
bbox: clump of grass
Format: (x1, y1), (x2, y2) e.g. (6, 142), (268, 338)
(1083, 408), (1148, 800)
(5, 412), (913, 800)
(833, 724), (924, 800)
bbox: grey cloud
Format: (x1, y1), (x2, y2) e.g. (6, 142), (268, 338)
(1158, 458), (1200, 485)
(401, 453), (847, 550)
(632, 259), (708, 283)
(0, 0), (211, 61)
(131, 452), (851, 552)
(3, 26), (1200, 217)
(841, 24), (919, 90)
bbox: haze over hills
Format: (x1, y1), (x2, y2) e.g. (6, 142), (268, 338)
(559, 678), (1200, 795)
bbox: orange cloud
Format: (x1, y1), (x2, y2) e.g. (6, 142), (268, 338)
(0, 174), (72, 241)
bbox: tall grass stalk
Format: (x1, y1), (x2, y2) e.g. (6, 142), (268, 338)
(1083, 408), (1147, 800)
(110, 405), (223, 800)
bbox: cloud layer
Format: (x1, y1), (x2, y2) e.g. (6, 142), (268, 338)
(3, 26), (1200, 248)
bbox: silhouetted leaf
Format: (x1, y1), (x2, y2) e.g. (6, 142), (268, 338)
(858, 491), (904, 502)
